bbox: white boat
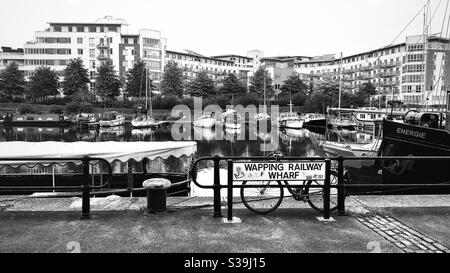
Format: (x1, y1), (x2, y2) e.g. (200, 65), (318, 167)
(74, 113), (100, 127)
(99, 112), (126, 127)
(274, 112), (304, 129)
(193, 126), (216, 141)
(193, 115), (216, 129)
(353, 108), (386, 127)
(273, 101), (304, 129)
(222, 110), (243, 129)
(131, 115), (158, 128)
(255, 112), (270, 121)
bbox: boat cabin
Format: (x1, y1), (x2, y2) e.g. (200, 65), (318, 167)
(404, 112), (440, 129)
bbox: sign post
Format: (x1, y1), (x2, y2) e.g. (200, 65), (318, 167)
(232, 161), (326, 182)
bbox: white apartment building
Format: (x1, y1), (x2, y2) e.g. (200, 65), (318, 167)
(22, 16), (166, 97)
(295, 35), (450, 107)
(261, 56), (312, 93)
(0, 47), (24, 70)
(166, 51), (259, 89)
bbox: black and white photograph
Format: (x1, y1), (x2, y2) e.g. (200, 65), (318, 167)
(0, 0), (449, 263)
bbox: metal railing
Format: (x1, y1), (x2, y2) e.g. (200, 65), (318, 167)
(191, 156), (336, 221)
(191, 155), (450, 221)
(0, 156), (113, 219)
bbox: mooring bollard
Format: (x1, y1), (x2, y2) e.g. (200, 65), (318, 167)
(143, 178), (171, 213)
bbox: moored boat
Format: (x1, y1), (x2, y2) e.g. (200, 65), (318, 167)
(74, 113), (100, 127)
(303, 113), (327, 128)
(2, 113), (71, 127)
(193, 114), (216, 129)
(222, 110), (243, 130)
(99, 112), (126, 127)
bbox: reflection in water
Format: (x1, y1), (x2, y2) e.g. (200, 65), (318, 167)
(1, 124), (326, 164)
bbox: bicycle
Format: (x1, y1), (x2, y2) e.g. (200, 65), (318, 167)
(240, 170), (340, 215)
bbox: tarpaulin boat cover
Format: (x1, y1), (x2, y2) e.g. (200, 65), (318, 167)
(0, 141), (197, 165)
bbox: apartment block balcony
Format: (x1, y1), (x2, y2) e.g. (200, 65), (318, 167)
(357, 74), (373, 80)
(342, 69), (354, 74)
(310, 73), (322, 78)
(379, 61), (401, 68)
(342, 76), (354, 82)
(97, 42), (110, 49)
(378, 71), (401, 78)
(359, 65), (372, 72)
(97, 54), (110, 60)
(378, 81), (400, 87)
(322, 72), (335, 76)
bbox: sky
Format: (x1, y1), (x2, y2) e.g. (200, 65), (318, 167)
(0, 0), (448, 58)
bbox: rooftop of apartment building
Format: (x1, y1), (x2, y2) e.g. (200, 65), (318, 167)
(0, 47), (24, 54)
(167, 49), (235, 64)
(211, 54), (253, 60)
(295, 35), (450, 66)
(48, 16), (128, 27)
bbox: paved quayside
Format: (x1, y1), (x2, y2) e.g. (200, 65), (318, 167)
(0, 195), (449, 253)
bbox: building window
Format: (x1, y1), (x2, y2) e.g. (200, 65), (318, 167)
(68, 26), (73, 32)
(53, 26), (62, 32)
(89, 49), (96, 58)
(89, 38), (95, 47)
(77, 38), (83, 44)
(109, 26), (118, 32)
(78, 49), (83, 55)
(143, 38), (160, 48)
(89, 26), (96, 32)
(77, 26), (85, 32)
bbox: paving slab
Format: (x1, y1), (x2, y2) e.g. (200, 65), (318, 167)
(0, 209), (400, 253)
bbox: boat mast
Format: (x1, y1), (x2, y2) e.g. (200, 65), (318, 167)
(338, 52), (343, 119)
(264, 71), (267, 114)
(145, 65), (148, 112)
(149, 71), (153, 120)
(338, 52), (343, 110)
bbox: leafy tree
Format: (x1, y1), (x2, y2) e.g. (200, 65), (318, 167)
(220, 73), (247, 97)
(29, 67), (59, 101)
(249, 67), (274, 98)
(280, 73), (308, 95)
(95, 62), (122, 102)
(0, 62), (26, 99)
(313, 79), (340, 98)
(359, 82), (377, 97)
(125, 61), (156, 99)
(187, 71), (216, 98)
(161, 61), (184, 98)
(303, 91), (333, 114)
(62, 58), (90, 98)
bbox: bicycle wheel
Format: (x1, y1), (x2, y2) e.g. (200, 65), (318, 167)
(305, 172), (339, 213)
(240, 180), (284, 215)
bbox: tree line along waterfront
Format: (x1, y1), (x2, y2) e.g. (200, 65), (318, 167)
(0, 58), (382, 116)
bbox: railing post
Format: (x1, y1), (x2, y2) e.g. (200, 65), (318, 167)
(227, 160), (233, 222)
(213, 156), (222, 218)
(80, 156), (91, 220)
(337, 156), (346, 216)
(323, 159), (331, 220)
